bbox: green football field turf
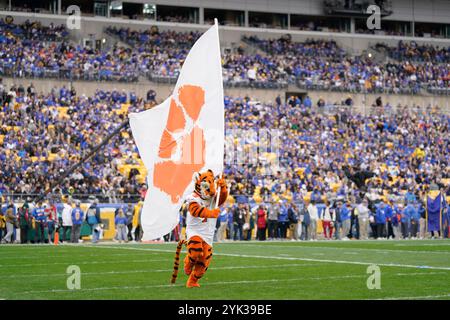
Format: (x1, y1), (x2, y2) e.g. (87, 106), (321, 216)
(1, 240), (449, 300)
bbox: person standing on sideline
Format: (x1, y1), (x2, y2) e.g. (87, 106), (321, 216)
(216, 207), (228, 242)
(70, 200), (84, 243)
(61, 198), (73, 243)
(392, 204), (402, 239)
(134, 203), (143, 242)
(418, 200), (427, 239)
(340, 201), (351, 240)
(226, 206), (234, 240)
(300, 203), (310, 240)
(375, 202), (387, 239)
(356, 199), (370, 240)
(267, 202), (279, 240)
(0, 210), (5, 241)
(32, 201), (47, 243)
(334, 200), (343, 240)
(243, 204), (252, 240)
(384, 201), (395, 239)
(1, 208), (15, 243)
(307, 200), (319, 241)
(256, 205), (267, 241)
(322, 201), (333, 239)
(410, 203), (421, 239)
(45, 201), (57, 243)
(401, 202), (414, 239)
(86, 198), (101, 243)
(125, 203), (134, 241)
(115, 208), (128, 243)
(278, 201), (290, 240)
(19, 202), (32, 244)
(233, 203), (245, 241)
(288, 203), (299, 240)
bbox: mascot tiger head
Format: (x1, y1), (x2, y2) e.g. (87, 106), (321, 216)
(193, 169), (217, 200)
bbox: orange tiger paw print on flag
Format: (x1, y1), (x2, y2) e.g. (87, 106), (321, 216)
(153, 85), (206, 203)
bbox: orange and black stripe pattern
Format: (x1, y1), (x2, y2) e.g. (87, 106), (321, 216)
(189, 201), (217, 218)
(170, 239), (185, 284)
(187, 237), (203, 256)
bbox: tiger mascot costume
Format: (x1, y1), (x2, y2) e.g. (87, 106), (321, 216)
(171, 169), (228, 288)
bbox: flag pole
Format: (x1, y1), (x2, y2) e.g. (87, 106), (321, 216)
(34, 119), (130, 203)
(215, 173), (223, 208)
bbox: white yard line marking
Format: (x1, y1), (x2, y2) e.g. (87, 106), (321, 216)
(238, 243), (450, 255)
(375, 293), (450, 300)
(20, 275), (366, 294)
(20, 271), (447, 295)
(93, 245), (450, 271)
(0, 252), (158, 260)
(0, 258), (170, 268)
(4, 263), (322, 279)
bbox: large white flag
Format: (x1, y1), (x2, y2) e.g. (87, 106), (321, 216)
(128, 21), (224, 240)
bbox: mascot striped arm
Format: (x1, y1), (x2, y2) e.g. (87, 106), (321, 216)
(171, 170), (228, 288)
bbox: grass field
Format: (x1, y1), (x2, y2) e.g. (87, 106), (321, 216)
(1, 240), (449, 300)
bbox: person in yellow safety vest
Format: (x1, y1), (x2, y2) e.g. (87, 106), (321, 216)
(132, 201), (143, 242)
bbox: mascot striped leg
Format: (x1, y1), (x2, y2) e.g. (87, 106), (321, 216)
(184, 235), (213, 288)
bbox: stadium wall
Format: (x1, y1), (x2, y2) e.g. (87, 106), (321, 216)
(4, 77), (449, 113)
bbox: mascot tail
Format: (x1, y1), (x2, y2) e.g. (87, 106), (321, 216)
(170, 239), (186, 284)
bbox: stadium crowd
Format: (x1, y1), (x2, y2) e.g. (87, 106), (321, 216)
(0, 19), (140, 82)
(0, 79), (154, 203)
(217, 95), (449, 241)
(0, 80), (449, 243)
(0, 20), (448, 93)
